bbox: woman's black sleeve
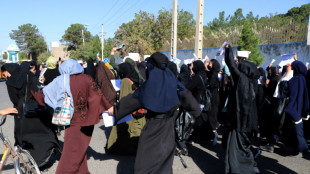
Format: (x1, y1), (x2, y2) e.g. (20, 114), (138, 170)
(186, 75), (199, 91)
(180, 90), (201, 118)
(115, 94), (142, 121)
(225, 46), (241, 78)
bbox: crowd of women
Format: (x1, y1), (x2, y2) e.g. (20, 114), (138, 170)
(0, 43), (309, 174)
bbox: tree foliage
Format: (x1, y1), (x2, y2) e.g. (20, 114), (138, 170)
(114, 9), (195, 55)
(3, 53), (8, 60)
(61, 24), (91, 50)
(103, 38), (115, 58)
(68, 35), (101, 61)
(9, 23), (47, 60)
(19, 52), (27, 60)
(238, 20), (265, 65)
(37, 52), (51, 64)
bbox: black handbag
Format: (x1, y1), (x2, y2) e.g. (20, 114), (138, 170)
(274, 97), (289, 117)
(274, 81), (290, 117)
(22, 74), (40, 118)
(199, 75), (212, 112)
(175, 109), (195, 141)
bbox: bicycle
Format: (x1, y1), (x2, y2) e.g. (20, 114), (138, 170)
(0, 115), (41, 174)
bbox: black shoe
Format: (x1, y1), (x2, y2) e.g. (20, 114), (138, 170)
(259, 145), (274, 153)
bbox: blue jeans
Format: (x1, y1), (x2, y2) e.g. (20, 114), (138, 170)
(294, 122), (309, 152)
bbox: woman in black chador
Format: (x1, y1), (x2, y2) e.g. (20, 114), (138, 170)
(206, 59), (221, 145)
(224, 45), (260, 174)
(114, 52), (201, 174)
(1, 62), (60, 169)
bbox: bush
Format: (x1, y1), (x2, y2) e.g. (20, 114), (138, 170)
(37, 52), (51, 64)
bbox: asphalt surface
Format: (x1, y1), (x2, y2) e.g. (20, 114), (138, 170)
(0, 81), (309, 174)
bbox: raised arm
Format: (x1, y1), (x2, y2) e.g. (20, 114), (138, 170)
(225, 45), (241, 78)
(115, 94), (142, 121)
(109, 48), (119, 71)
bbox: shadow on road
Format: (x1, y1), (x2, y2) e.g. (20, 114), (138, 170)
(257, 155), (298, 174)
(188, 142), (225, 174)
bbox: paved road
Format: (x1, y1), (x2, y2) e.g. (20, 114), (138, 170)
(0, 81), (309, 174)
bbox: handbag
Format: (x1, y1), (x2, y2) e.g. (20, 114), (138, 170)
(52, 76), (71, 126)
(175, 109), (195, 141)
(198, 75), (212, 112)
(23, 74), (40, 118)
(274, 97), (289, 117)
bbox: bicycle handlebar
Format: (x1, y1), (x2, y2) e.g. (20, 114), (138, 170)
(0, 115), (7, 126)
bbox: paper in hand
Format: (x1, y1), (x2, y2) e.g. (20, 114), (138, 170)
(102, 111), (133, 127)
(110, 79), (121, 91)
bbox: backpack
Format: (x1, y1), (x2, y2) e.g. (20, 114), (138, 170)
(175, 108), (195, 141)
(199, 75), (212, 112)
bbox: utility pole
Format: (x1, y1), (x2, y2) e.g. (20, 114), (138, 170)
(82, 24), (89, 46)
(170, 0), (178, 60)
(307, 13), (310, 46)
(101, 24), (104, 59)
(195, 0), (204, 60)
(82, 29), (85, 46)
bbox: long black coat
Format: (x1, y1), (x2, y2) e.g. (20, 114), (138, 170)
(186, 60), (207, 104)
(115, 90), (200, 174)
(224, 47), (260, 174)
(3, 63), (60, 167)
(206, 59), (221, 129)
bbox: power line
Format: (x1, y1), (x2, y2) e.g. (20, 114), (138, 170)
(102, 0), (141, 27)
(104, 0), (173, 37)
(89, 0), (124, 32)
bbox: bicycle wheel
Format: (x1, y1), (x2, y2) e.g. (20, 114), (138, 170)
(15, 148), (40, 174)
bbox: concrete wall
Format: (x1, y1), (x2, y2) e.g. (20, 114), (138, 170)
(161, 41), (310, 68)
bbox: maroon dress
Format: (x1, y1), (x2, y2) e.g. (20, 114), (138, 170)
(33, 74), (112, 174)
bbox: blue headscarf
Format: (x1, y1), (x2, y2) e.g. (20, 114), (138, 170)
(43, 59), (84, 119)
(134, 52), (179, 113)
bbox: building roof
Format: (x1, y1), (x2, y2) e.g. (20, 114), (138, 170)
(7, 44), (20, 51)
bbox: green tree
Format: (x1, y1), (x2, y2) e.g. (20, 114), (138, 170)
(37, 52), (51, 64)
(115, 11), (156, 56)
(9, 23), (47, 60)
(61, 24), (91, 50)
(238, 20), (264, 65)
(19, 52), (27, 60)
(89, 35), (101, 60)
(286, 4), (310, 23)
(103, 38), (115, 58)
(114, 9), (195, 55)
(177, 10), (196, 40)
(3, 53), (8, 60)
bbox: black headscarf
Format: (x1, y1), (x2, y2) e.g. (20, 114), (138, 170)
(85, 58), (96, 80)
(134, 52), (181, 113)
(207, 59), (221, 87)
(125, 58), (145, 81)
(3, 63), (26, 89)
(167, 61), (178, 77)
(1, 63), (20, 76)
(178, 64), (191, 85)
(192, 60), (206, 75)
(268, 67), (278, 80)
(210, 59), (221, 72)
(258, 67), (266, 86)
(119, 62), (140, 90)
(29, 60), (40, 77)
